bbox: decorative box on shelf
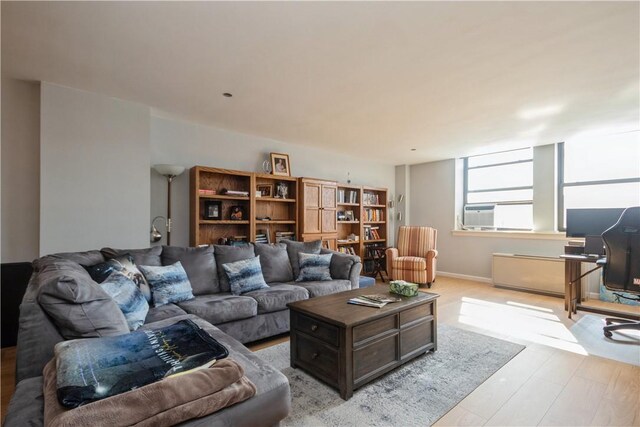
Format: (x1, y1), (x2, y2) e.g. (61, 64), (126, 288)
(389, 280), (419, 297)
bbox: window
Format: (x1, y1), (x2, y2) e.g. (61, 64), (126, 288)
(464, 148), (533, 230)
(558, 131), (640, 229)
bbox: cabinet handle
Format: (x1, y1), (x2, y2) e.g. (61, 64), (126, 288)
(312, 352), (319, 359)
(311, 324), (318, 331)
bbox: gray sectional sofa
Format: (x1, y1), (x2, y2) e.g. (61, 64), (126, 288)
(5, 241), (362, 426)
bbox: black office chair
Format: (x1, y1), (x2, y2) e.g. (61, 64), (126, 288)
(599, 206), (640, 338)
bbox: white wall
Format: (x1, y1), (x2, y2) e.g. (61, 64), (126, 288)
(150, 115), (396, 247)
(1, 77), (41, 262)
(39, 83), (151, 254)
(409, 158), (568, 280)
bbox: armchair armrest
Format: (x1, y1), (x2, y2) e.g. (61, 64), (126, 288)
(385, 247), (398, 281)
(426, 249), (438, 261)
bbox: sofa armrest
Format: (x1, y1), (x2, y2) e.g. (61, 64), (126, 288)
(320, 248), (362, 289)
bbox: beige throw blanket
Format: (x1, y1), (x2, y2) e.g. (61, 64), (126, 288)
(43, 358), (256, 427)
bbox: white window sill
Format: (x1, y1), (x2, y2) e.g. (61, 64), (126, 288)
(451, 229), (569, 241)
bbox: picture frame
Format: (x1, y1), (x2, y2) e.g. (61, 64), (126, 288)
(203, 201), (222, 220)
(229, 205), (245, 221)
(270, 152), (291, 177)
(345, 210), (355, 221)
(275, 182), (289, 199)
(257, 184), (273, 198)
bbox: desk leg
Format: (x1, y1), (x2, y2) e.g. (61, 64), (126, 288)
(565, 260), (581, 319)
(564, 261), (572, 312)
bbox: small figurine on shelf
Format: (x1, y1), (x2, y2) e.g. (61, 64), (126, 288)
(230, 206), (245, 220)
(275, 182), (288, 199)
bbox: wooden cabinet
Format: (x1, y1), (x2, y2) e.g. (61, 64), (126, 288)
(299, 178), (338, 247)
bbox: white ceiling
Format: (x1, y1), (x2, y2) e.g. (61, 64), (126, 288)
(2, 1), (638, 165)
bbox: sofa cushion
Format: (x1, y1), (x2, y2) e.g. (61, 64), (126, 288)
(84, 254), (152, 302)
(101, 246), (163, 266)
(33, 250), (105, 272)
(144, 303), (188, 324)
(161, 245), (219, 295)
(296, 253), (333, 282)
(223, 256), (269, 296)
(177, 294), (258, 324)
(244, 284), (309, 314)
(100, 272), (149, 330)
(327, 251), (357, 280)
(4, 376), (44, 427)
(37, 262), (129, 339)
(254, 243), (294, 283)
(281, 239), (322, 279)
(214, 244), (256, 292)
(287, 279), (352, 298)
(139, 262), (195, 307)
(393, 256), (427, 271)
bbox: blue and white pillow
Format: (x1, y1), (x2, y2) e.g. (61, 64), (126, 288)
(100, 272), (149, 330)
(139, 262), (194, 307)
(222, 256), (269, 296)
(296, 253), (333, 282)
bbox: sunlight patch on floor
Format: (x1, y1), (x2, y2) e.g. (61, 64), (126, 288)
(458, 298), (589, 355)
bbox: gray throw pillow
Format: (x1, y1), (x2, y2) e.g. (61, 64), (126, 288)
(296, 253), (333, 282)
(161, 245), (218, 295)
(223, 256), (270, 295)
(139, 262), (195, 307)
(281, 239), (322, 279)
(37, 262), (129, 339)
(214, 244), (256, 292)
(101, 246), (163, 266)
(100, 272), (149, 330)
(254, 243), (294, 283)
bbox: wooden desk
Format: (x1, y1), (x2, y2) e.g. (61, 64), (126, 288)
(561, 254), (640, 320)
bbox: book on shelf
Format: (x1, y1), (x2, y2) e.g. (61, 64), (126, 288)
(337, 246), (356, 256)
(363, 225), (381, 241)
(364, 208), (384, 222)
(348, 297), (387, 308)
(255, 232), (269, 244)
(198, 189), (217, 195)
(275, 231), (296, 242)
(337, 189), (358, 204)
(221, 189), (249, 197)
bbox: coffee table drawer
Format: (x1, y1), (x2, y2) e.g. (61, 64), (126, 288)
(353, 333), (398, 382)
(353, 315), (397, 345)
(401, 320), (433, 357)
(295, 335), (338, 384)
(295, 313), (338, 346)
(400, 302), (433, 326)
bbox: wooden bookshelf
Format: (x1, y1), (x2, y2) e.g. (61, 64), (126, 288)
(361, 186), (389, 275)
(254, 173), (298, 244)
(335, 184), (362, 257)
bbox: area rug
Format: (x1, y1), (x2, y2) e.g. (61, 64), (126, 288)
(255, 324), (524, 426)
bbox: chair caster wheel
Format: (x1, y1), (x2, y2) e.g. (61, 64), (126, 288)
(604, 330), (613, 338)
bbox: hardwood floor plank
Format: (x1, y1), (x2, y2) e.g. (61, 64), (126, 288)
(434, 405), (487, 427)
(539, 376), (607, 426)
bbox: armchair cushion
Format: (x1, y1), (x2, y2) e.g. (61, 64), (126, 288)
(393, 256), (427, 271)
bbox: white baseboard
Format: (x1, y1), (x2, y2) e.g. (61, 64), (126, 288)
(589, 292), (601, 300)
(438, 271), (492, 284)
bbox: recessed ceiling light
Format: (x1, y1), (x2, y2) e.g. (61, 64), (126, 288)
(411, 148), (417, 151)
(223, 93), (233, 97)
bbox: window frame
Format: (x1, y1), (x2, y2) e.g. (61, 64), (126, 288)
(557, 142), (640, 231)
(463, 148), (534, 230)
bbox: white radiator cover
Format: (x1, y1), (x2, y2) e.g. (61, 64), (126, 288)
(492, 253), (564, 296)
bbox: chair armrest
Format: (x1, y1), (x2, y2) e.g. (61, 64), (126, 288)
(385, 247), (398, 280)
(426, 249), (438, 261)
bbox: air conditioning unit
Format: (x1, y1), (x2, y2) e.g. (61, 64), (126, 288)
(463, 204), (495, 229)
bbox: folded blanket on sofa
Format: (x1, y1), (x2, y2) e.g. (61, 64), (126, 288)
(54, 319), (229, 408)
(43, 358), (256, 427)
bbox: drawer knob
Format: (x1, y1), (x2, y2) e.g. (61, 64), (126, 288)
(312, 352), (319, 359)
(311, 324), (318, 332)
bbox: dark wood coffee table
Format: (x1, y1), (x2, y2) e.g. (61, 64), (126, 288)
(287, 284), (439, 400)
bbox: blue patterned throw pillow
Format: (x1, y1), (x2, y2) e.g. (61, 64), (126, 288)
(222, 256), (269, 296)
(296, 253), (333, 282)
(139, 262), (194, 307)
(100, 272), (149, 330)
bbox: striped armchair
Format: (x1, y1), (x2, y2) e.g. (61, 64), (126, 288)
(386, 226), (438, 288)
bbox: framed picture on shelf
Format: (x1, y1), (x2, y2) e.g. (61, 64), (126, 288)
(257, 184), (273, 198)
(270, 152), (291, 176)
(229, 206), (245, 220)
(337, 211), (346, 221)
(203, 201), (222, 220)
(345, 210), (355, 221)
(275, 182), (289, 199)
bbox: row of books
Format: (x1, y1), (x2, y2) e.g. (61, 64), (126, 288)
(275, 231), (295, 243)
(337, 189), (358, 204)
(337, 246), (357, 256)
(363, 208), (384, 222)
(348, 294), (400, 308)
(198, 189), (217, 196)
(363, 192), (381, 205)
(221, 189), (250, 197)
(255, 233), (269, 244)
(363, 225), (382, 240)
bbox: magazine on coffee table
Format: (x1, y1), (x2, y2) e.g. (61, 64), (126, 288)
(348, 297), (387, 308)
(360, 294), (402, 304)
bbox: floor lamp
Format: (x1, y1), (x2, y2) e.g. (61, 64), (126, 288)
(152, 164), (185, 245)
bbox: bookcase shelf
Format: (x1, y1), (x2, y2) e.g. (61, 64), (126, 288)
(199, 220), (250, 225)
(256, 197), (296, 203)
(198, 194), (250, 201)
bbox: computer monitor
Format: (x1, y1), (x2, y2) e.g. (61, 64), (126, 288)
(565, 208), (625, 238)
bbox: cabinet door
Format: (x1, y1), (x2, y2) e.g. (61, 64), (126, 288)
(321, 184), (337, 233)
(303, 182), (322, 234)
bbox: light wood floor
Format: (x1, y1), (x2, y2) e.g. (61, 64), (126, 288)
(2, 276), (639, 426)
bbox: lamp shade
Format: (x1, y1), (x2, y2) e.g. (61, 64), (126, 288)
(153, 164), (185, 177)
